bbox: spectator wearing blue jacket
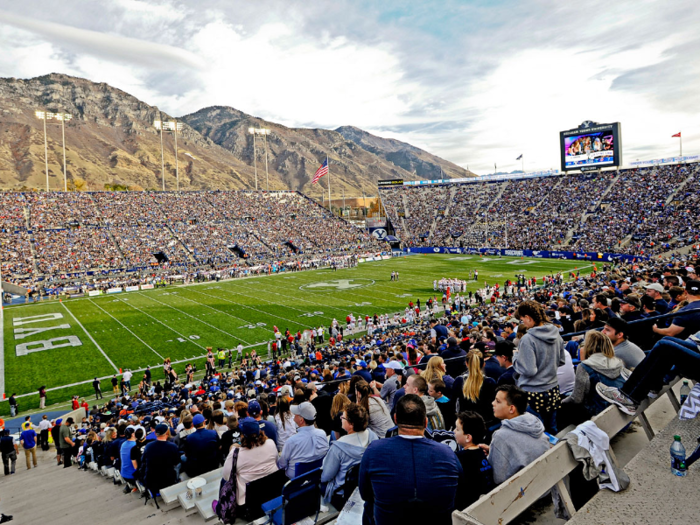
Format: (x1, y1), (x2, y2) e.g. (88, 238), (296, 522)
(359, 394), (463, 525)
(321, 403), (378, 508)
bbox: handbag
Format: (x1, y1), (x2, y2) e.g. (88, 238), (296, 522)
(213, 447), (240, 524)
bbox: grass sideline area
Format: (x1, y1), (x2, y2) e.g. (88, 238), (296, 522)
(1, 254), (589, 414)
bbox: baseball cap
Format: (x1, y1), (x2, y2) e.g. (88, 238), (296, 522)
(620, 295), (642, 309)
(239, 417), (260, 437)
(645, 283), (664, 293)
(686, 280), (700, 295)
(248, 400), (262, 416)
(290, 402), (317, 421)
(192, 414), (205, 426)
(155, 424), (169, 435)
(356, 360), (368, 368)
(384, 361), (403, 371)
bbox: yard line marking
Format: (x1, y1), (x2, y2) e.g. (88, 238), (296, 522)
(188, 288), (314, 329)
(116, 297), (207, 350)
(89, 299), (164, 361)
(136, 293), (249, 344)
(165, 293), (256, 327)
(61, 302), (119, 373)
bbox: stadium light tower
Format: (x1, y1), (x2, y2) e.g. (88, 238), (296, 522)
(154, 115), (166, 191)
(35, 111), (73, 192)
(249, 127), (271, 191)
(155, 119), (184, 191)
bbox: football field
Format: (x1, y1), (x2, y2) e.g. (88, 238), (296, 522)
(1, 254), (589, 411)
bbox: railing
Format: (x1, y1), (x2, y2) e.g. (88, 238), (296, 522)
(451, 379), (681, 525)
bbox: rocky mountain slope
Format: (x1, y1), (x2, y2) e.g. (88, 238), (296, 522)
(0, 73), (474, 192)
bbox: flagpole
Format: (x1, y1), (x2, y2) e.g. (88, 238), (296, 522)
(680, 135), (682, 158)
(521, 156), (524, 174)
(327, 156), (331, 214)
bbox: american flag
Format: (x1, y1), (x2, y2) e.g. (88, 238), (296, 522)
(312, 158), (328, 184)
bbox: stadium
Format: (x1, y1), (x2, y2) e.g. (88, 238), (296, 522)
(1, 3), (700, 525)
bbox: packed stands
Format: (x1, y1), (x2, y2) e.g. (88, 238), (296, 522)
(379, 162), (700, 255)
(0, 190), (384, 286)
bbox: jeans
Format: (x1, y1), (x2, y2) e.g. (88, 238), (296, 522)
(621, 336), (700, 404)
(24, 446), (37, 469)
(63, 448), (73, 468)
(2, 452), (16, 475)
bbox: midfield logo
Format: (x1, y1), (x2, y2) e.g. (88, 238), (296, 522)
(300, 279), (375, 292)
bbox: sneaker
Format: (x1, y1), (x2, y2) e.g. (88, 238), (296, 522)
(0, 514), (13, 523)
(596, 383), (639, 415)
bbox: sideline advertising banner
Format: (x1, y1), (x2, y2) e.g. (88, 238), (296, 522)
(404, 247), (647, 263)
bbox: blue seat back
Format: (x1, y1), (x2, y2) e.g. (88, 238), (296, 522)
(282, 468), (322, 525)
(294, 458), (323, 478)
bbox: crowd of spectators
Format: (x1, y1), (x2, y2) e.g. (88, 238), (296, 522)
(12, 256), (700, 524)
(0, 190), (384, 287)
(379, 163), (700, 256)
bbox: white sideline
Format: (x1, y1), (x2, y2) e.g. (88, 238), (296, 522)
(61, 301), (119, 373)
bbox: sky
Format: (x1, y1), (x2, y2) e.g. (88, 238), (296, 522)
(0, 0), (699, 175)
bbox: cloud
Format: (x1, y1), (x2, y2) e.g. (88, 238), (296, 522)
(0, 1), (699, 175)
(0, 9), (203, 70)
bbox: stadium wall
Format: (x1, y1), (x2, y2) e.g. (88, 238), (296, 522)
(403, 247), (648, 263)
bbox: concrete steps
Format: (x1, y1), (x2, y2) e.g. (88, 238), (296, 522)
(0, 447), (208, 525)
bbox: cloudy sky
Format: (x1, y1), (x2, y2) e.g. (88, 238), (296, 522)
(1, 0), (698, 175)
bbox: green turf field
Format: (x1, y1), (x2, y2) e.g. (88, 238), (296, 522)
(1, 254), (591, 411)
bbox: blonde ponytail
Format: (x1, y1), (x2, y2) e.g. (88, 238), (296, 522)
(462, 350), (484, 402)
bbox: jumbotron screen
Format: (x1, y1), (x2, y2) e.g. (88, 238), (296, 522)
(560, 122), (622, 171)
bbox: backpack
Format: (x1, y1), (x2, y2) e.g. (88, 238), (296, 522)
(581, 364), (627, 415)
(213, 447), (240, 524)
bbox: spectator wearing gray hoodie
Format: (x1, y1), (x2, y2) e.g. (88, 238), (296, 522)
(322, 403), (378, 507)
(404, 375), (445, 431)
(512, 301), (567, 433)
(485, 385), (550, 485)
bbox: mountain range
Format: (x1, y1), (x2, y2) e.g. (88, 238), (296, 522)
(0, 73), (474, 193)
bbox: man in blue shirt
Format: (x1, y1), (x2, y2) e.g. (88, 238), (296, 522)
(120, 428), (138, 492)
(278, 402), (329, 478)
(653, 280), (700, 340)
(359, 394), (463, 525)
(645, 283), (669, 314)
(182, 414), (220, 477)
(353, 361), (372, 383)
(20, 420), (38, 470)
(248, 400), (278, 447)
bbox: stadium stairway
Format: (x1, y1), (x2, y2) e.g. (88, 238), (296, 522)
(107, 229), (129, 264)
(0, 447), (209, 525)
(532, 176), (564, 213)
(664, 165), (698, 205)
(164, 223), (199, 264)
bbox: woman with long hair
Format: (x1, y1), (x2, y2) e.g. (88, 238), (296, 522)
(222, 418), (278, 511)
(330, 393), (352, 441)
(453, 350), (497, 426)
(559, 331), (628, 428)
(421, 356), (455, 391)
(274, 397), (298, 452)
(513, 300), (567, 433)
(355, 381), (393, 438)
